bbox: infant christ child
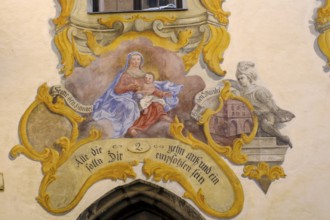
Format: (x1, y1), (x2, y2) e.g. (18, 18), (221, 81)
(128, 72), (174, 137)
(137, 73), (172, 114)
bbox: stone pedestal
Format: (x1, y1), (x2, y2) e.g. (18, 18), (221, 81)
(242, 137), (289, 193)
(242, 137), (289, 165)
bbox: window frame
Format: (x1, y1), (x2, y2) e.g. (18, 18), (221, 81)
(89, 0), (187, 14)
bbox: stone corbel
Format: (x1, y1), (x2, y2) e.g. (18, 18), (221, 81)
(153, 20), (179, 43)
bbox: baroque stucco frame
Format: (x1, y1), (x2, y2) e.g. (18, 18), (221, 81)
(316, 0), (330, 67)
(54, 0), (230, 77)
(10, 84), (246, 217)
(9, 1), (265, 218)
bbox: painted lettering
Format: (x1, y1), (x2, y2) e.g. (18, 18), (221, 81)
(91, 146), (102, 156)
(209, 173), (220, 185)
(199, 161), (212, 174)
(108, 150), (123, 163)
(186, 153), (201, 165)
(191, 168), (205, 185)
(85, 158), (103, 172)
(74, 154), (89, 168)
(167, 145), (185, 156)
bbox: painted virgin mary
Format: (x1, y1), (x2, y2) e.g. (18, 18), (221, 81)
(92, 52), (182, 138)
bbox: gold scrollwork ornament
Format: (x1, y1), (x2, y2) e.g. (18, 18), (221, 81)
(143, 158), (243, 218)
(10, 83), (84, 168)
(200, 0), (230, 26)
(53, 0), (75, 29)
(53, 0), (231, 77)
(242, 162), (286, 193)
(317, 29), (330, 66)
(37, 161), (138, 214)
(316, 0), (330, 26)
(316, 0), (330, 67)
(198, 81), (258, 164)
(243, 162), (286, 181)
(9, 83), (139, 214)
(55, 27), (96, 77)
(202, 25), (230, 76)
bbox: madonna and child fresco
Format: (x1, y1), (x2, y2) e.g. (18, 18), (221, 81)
(92, 52), (182, 138)
(63, 42), (294, 147)
(64, 41), (206, 139)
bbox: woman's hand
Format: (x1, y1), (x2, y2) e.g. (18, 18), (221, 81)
(128, 83), (139, 91)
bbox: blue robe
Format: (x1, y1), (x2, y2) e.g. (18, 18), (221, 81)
(92, 70), (182, 138)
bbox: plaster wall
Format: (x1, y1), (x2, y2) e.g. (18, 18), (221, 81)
(0, 0), (329, 219)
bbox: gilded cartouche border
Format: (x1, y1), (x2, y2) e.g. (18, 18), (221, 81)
(316, 0), (330, 67)
(10, 84), (84, 167)
(10, 0), (242, 216)
(243, 162), (286, 182)
(199, 81), (258, 164)
(169, 117), (244, 218)
(9, 84), (139, 213)
(9, 82), (245, 217)
(144, 158), (243, 218)
(53, 0), (231, 77)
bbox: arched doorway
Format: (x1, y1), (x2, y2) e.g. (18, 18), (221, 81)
(77, 180), (205, 220)
(243, 120), (253, 134)
(228, 120), (238, 136)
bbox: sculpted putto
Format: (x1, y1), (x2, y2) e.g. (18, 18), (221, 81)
(235, 61), (295, 147)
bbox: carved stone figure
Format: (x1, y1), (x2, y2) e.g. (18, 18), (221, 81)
(235, 61), (295, 147)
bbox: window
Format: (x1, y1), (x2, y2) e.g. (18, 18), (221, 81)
(143, 0), (182, 10)
(90, 0), (186, 13)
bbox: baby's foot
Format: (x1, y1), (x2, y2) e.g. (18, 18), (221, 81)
(128, 128), (138, 137)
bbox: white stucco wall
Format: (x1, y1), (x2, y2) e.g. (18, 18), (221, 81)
(1, 0), (329, 219)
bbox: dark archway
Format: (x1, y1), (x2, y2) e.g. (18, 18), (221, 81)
(77, 179), (205, 220)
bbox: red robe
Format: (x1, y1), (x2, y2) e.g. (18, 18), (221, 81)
(129, 89), (167, 132)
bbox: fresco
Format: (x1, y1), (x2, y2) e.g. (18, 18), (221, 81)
(9, 0), (295, 218)
(63, 41), (205, 140)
